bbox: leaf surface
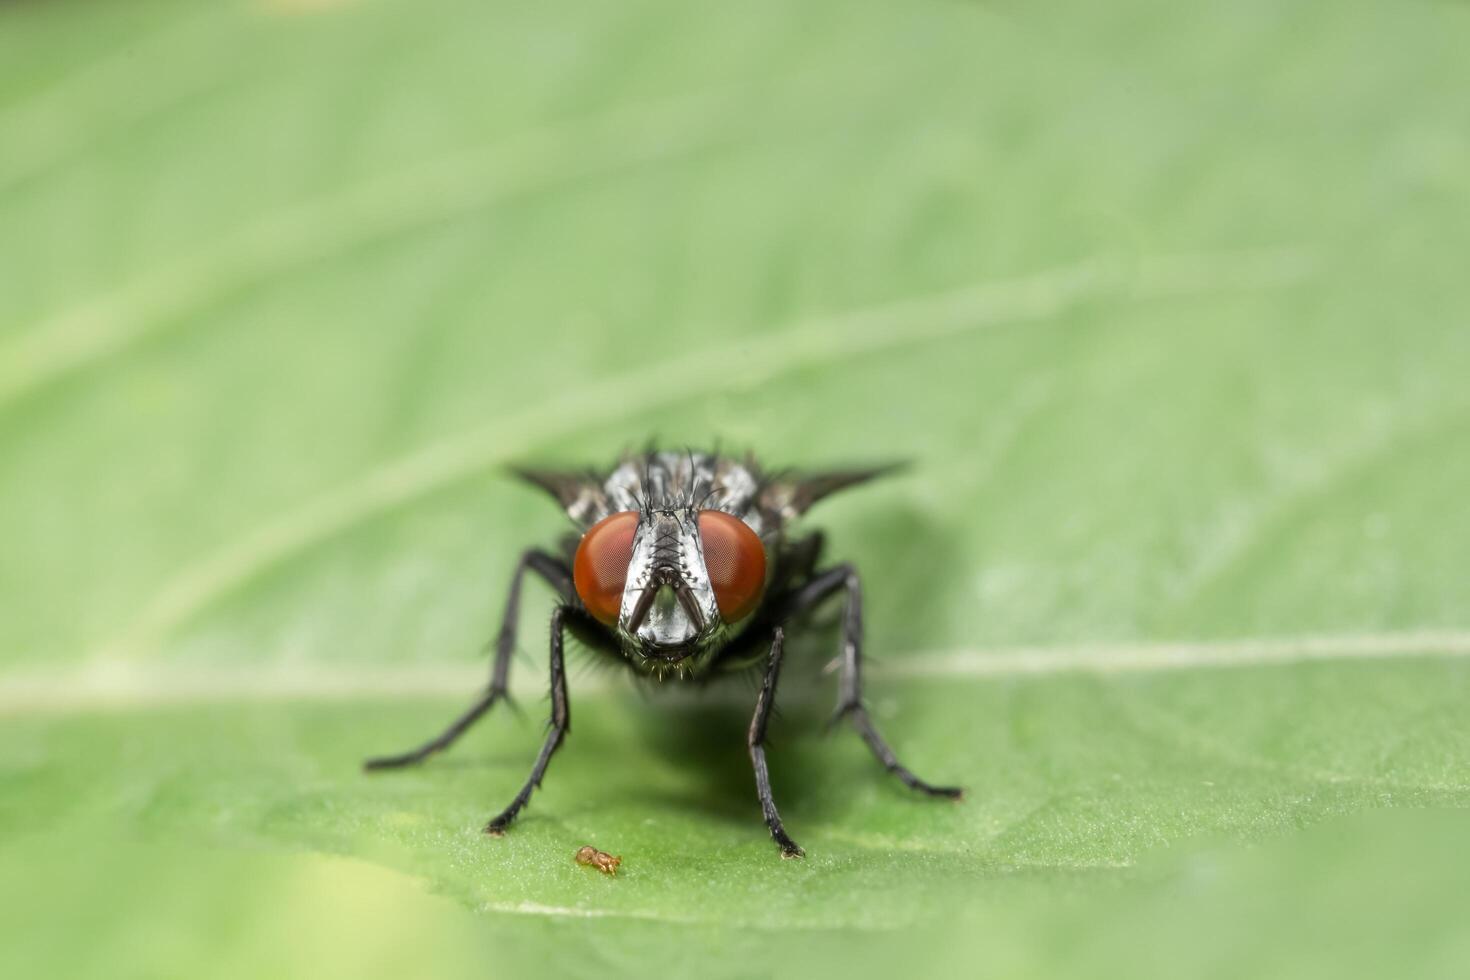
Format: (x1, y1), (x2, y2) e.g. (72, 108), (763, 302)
(2, 0), (1469, 976)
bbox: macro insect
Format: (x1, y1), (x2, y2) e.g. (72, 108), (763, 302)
(365, 449), (960, 857)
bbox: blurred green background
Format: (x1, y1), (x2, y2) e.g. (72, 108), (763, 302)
(2, 0), (1469, 976)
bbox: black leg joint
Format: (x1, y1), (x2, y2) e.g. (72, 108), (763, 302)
(363, 549), (571, 772)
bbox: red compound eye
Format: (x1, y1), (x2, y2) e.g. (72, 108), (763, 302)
(698, 510), (767, 623)
(573, 511), (638, 625)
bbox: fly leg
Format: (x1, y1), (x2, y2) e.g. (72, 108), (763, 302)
(749, 626), (803, 858)
(485, 604), (578, 835)
(364, 549), (573, 770)
(775, 532), (825, 592)
(780, 564), (962, 799)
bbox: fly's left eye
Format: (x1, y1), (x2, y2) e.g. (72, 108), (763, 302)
(697, 510), (766, 623)
(573, 511), (639, 626)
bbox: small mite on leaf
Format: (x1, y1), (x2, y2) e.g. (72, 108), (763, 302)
(575, 845), (621, 875)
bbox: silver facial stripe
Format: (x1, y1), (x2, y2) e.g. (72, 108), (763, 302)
(617, 509), (721, 651)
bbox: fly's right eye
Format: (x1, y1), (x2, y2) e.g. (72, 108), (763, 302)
(573, 511), (638, 625)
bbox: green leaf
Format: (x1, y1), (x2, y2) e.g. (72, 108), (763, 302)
(2, 0), (1468, 976)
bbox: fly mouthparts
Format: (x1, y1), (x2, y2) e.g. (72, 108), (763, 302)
(625, 582), (659, 633)
(672, 578), (706, 632)
(625, 568), (707, 634)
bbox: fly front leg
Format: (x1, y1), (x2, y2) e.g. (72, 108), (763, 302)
(364, 549), (572, 771)
(749, 626), (803, 858)
(781, 564), (962, 800)
(485, 604), (578, 835)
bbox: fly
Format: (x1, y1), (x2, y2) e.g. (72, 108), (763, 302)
(364, 449), (961, 858)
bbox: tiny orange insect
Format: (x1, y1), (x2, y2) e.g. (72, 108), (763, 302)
(575, 845), (622, 876)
